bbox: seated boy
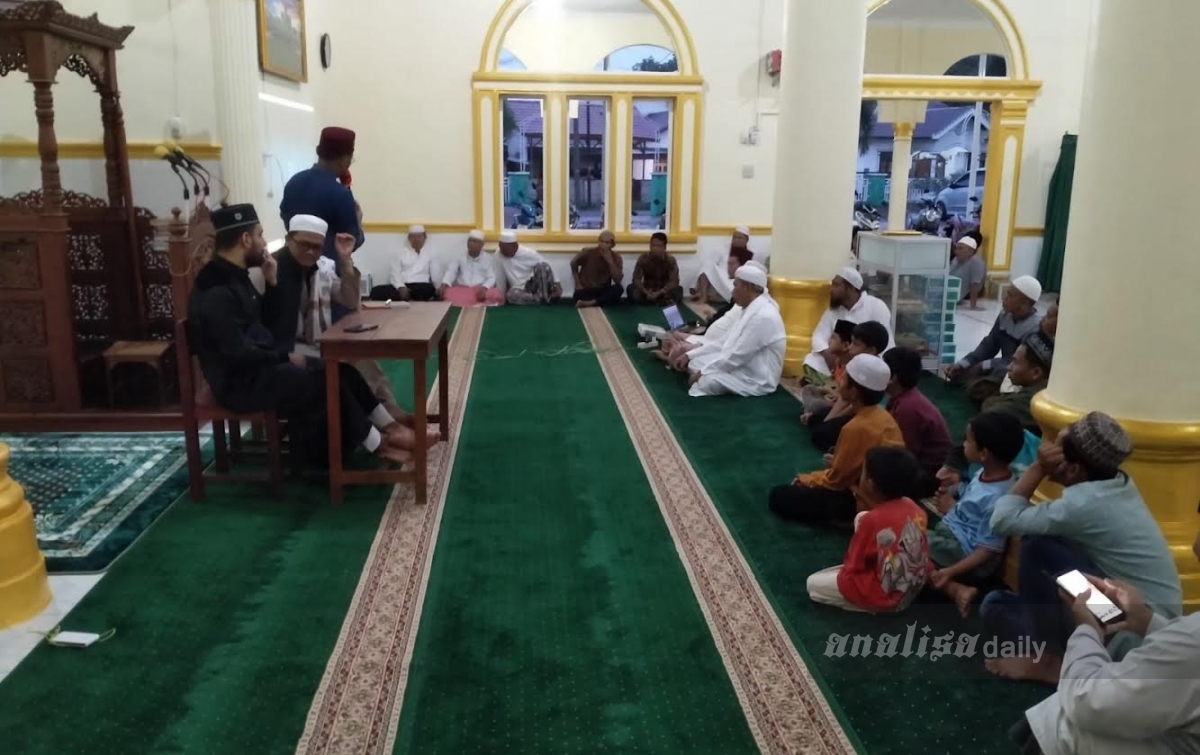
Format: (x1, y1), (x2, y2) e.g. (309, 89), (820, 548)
(804, 320), (890, 452)
(882, 346), (953, 481)
(769, 353), (905, 527)
(806, 447), (930, 612)
(927, 411), (1025, 617)
(799, 318), (855, 416)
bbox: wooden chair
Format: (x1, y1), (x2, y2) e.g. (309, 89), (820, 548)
(175, 319), (286, 500)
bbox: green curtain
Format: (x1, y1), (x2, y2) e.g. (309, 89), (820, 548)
(1037, 134), (1077, 292)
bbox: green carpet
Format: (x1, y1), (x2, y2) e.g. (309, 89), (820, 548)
(393, 306), (760, 754)
(604, 305), (1046, 755)
(0, 335), (454, 754)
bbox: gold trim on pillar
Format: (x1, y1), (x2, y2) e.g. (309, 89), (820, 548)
(768, 276), (831, 377)
(980, 100), (1028, 272)
(1032, 393), (1200, 612)
(892, 121), (915, 139)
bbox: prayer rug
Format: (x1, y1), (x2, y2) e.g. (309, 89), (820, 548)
(0, 432), (197, 573)
(602, 304), (1047, 755)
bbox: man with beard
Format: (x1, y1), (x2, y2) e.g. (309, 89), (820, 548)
(690, 225), (754, 304)
(259, 215), (439, 455)
(187, 204), (415, 465)
(801, 267), (893, 386)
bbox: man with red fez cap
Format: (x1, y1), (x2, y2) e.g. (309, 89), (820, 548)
(280, 127), (365, 320)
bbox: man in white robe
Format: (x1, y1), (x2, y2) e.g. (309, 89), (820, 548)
(1013, 526), (1200, 755)
(690, 224), (754, 304)
(385, 224), (435, 301)
(498, 230), (561, 305)
(687, 263), (785, 397)
(802, 266), (893, 384)
(439, 229), (504, 307)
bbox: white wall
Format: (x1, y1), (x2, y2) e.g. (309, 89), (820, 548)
(0, 0), (1094, 277)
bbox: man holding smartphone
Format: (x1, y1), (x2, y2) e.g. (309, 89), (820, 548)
(1009, 527), (1200, 755)
(980, 412), (1182, 684)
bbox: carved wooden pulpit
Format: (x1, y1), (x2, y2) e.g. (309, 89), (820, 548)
(0, 2), (141, 421)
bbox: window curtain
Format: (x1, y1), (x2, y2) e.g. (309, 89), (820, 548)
(1037, 134), (1077, 292)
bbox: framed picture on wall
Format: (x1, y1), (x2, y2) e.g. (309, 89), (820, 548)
(256, 0), (308, 83)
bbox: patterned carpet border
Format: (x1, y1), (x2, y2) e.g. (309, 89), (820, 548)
(580, 308), (855, 755)
(294, 306), (486, 755)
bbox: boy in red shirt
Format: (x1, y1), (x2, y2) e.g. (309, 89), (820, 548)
(806, 447), (931, 612)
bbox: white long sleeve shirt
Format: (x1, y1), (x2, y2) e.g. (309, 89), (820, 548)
(499, 246), (548, 289)
(802, 292), (893, 375)
(689, 294), (786, 397)
(443, 251), (497, 288)
(1027, 613), (1200, 755)
(389, 244), (432, 288)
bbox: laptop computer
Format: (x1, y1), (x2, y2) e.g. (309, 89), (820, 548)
(662, 304), (686, 332)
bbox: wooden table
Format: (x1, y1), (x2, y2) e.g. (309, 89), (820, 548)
(318, 303), (452, 505)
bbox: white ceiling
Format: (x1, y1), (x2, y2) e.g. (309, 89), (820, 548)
(869, 0), (994, 26)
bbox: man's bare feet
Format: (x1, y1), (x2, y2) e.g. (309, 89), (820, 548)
(424, 426), (441, 445)
(652, 349), (669, 363)
(945, 582), (980, 618)
(375, 435), (413, 465)
(984, 655), (1061, 685)
(575, 300), (596, 309)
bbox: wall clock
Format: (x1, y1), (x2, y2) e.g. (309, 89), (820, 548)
(320, 34), (332, 70)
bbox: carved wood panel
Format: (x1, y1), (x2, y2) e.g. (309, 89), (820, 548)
(2, 358), (55, 405)
(0, 302), (47, 347)
(0, 239), (40, 288)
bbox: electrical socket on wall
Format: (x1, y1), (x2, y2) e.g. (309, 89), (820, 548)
(168, 116), (184, 140)
(742, 165), (755, 179)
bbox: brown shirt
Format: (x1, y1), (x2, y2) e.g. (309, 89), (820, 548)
(632, 252), (680, 294)
(571, 246), (623, 289)
(796, 405), (905, 507)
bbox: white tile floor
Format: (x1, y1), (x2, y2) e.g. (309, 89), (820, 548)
(0, 296), (1051, 682)
(0, 573), (105, 682)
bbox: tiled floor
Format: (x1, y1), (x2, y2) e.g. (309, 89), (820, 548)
(0, 300), (1050, 682)
(0, 573), (105, 682)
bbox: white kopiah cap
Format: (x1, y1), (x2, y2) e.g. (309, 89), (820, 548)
(1011, 275), (1042, 303)
(289, 214), (328, 236)
(845, 354), (891, 392)
(734, 224), (751, 238)
(499, 230), (518, 243)
(837, 266), (864, 290)
(734, 263), (768, 288)
(957, 236), (978, 250)
(408, 224), (426, 235)
(468, 229), (485, 241)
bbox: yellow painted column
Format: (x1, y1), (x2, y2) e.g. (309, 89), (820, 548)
(978, 100), (1027, 276)
(769, 0), (870, 376)
(1034, 0), (1200, 610)
(0, 443), (52, 628)
(886, 122), (914, 232)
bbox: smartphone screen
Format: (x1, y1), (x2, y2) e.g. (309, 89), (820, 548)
(1055, 569), (1124, 624)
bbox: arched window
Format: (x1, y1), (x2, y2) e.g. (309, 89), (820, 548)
(499, 49), (527, 71)
(593, 44), (677, 73)
(475, 0), (702, 243)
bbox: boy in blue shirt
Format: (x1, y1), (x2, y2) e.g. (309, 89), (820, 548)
(928, 411), (1025, 616)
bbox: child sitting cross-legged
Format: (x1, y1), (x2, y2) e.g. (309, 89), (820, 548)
(927, 411), (1025, 617)
(799, 318), (855, 417)
(806, 447), (930, 613)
